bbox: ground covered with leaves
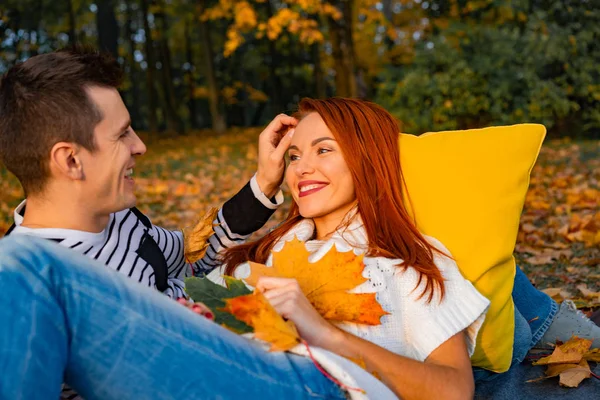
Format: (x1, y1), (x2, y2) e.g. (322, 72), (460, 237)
(0, 130), (598, 307)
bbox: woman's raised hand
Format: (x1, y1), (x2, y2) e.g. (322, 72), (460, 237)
(256, 276), (340, 348)
(256, 114), (298, 198)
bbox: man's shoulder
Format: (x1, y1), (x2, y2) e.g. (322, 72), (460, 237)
(116, 207), (152, 229)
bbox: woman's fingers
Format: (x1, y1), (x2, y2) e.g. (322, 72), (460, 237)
(271, 128), (295, 161)
(176, 298), (214, 320)
(256, 276), (299, 292)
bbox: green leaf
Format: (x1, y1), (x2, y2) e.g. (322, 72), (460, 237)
(184, 276), (253, 333)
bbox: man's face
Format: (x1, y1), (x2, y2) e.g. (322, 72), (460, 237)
(78, 86), (146, 215)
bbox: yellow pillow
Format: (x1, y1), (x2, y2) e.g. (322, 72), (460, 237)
(399, 124), (546, 372)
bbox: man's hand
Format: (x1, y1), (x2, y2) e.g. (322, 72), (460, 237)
(256, 114), (298, 198)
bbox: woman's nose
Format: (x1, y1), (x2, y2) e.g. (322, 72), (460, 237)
(295, 156), (315, 176)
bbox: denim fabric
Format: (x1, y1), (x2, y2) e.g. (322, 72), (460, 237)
(0, 235), (346, 400)
(472, 268), (600, 398)
(472, 305), (532, 383)
(513, 267), (559, 347)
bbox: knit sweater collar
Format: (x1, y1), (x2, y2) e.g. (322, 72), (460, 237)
(273, 213), (369, 257)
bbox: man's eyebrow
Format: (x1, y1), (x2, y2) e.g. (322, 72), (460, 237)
(117, 119), (132, 134)
(288, 137), (336, 152)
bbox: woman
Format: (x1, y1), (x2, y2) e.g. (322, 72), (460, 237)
(220, 98), (489, 398)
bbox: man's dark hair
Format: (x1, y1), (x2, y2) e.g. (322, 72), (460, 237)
(0, 46), (123, 195)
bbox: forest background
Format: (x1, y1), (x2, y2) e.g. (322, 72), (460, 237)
(0, 0), (598, 303)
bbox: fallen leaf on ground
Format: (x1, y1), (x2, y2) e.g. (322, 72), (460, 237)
(245, 237), (388, 325)
(530, 337), (596, 388)
(583, 348), (600, 362)
(223, 291), (301, 351)
(559, 360), (591, 388)
(533, 337), (593, 366)
(577, 284), (600, 299)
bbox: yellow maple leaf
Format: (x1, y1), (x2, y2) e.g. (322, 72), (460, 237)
(583, 348), (600, 362)
(182, 207), (219, 264)
(222, 291), (300, 352)
(559, 359), (592, 388)
(533, 336), (593, 366)
(245, 237), (388, 325)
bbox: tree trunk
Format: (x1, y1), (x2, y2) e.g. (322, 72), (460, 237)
(264, 0), (283, 113)
(124, 0), (141, 127)
(327, 0), (357, 97)
(66, 0), (78, 45)
(198, 0), (226, 134)
(96, 0), (119, 59)
(140, 0), (158, 133)
(311, 41), (326, 98)
(154, 1), (183, 134)
(184, 19), (200, 129)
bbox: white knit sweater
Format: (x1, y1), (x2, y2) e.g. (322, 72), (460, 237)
(224, 217), (490, 399)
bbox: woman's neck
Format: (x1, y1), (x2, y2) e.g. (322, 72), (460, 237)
(312, 204), (358, 240)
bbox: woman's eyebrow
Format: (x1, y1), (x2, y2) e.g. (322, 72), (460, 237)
(288, 137), (336, 152)
(311, 137), (335, 146)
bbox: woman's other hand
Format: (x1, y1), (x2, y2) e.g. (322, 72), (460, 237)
(176, 298), (215, 321)
(256, 114), (297, 198)
(256, 276), (340, 348)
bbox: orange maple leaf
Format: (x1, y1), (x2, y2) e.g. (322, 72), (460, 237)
(245, 237), (388, 325)
(222, 291), (300, 352)
(533, 336), (593, 366)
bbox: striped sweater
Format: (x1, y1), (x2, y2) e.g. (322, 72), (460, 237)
(8, 176), (282, 299)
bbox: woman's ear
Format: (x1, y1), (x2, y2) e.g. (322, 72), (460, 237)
(49, 142), (84, 180)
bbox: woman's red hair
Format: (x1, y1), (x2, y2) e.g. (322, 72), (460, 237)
(222, 98), (445, 302)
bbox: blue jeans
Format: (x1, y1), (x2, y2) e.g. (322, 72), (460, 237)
(512, 267), (559, 348)
(0, 235), (346, 399)
(473, 269), (599, 398)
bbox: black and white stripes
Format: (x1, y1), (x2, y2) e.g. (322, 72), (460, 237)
(10, 178), (281, 300)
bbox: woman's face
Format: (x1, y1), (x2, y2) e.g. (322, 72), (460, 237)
(286, 112), (356, 226)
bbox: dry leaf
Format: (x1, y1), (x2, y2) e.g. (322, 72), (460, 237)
(533, 337), (592, 365)
(182, 207), (219, 263)
(577, 284), (600, 299)
(583, 348), (600, 362)
(545, 363), (579, 377)
(559, 360), (591, 388)
(222, 291), (301, 351)
(526, 254), (554, 265)
(246, 237), (388, 325)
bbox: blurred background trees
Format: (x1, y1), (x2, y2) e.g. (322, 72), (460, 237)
(0, 0), (598, 138)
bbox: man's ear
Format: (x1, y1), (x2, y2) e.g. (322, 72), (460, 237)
(50, 142), (84, 180)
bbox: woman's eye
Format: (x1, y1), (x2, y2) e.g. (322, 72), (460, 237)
(317, 147), (331, 155)
(289, 154), (300, 162)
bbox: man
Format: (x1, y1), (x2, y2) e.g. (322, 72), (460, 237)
(0, 45), (299, 400)
(0, 46), (297, 299)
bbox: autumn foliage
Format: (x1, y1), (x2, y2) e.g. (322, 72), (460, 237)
(246, 237), (388, 325)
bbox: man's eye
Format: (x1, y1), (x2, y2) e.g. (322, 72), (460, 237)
(120, 130), (129, 138)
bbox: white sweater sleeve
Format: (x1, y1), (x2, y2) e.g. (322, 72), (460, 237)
(401, 238), (490, 361)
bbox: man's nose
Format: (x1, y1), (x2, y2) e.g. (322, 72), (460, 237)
(131, 130), (147, 156)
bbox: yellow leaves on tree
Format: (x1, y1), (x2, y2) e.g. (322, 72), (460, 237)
(245, 237), (388, 325)
(530, 337), (597, 388)
(223, 291), (301, 351)
(182, 207), (219, 264)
